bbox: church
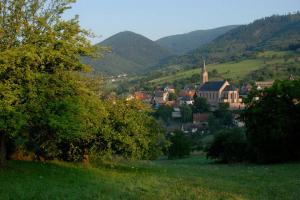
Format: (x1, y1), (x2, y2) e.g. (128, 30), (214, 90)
(197, 61), (242, 109)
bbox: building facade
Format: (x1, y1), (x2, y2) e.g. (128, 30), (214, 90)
(197, 62), (242, 109)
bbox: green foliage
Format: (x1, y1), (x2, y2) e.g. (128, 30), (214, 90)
(207, 115), (222, 134)
(156, 25), (239, 55)
(149, 59), (264, 86)
(0, 0), (167, 164)
(0, 0), (100, 165)
(168, 92), (177, 101)
(90, 100), (168, 161)
(242, 79), (300, 163)
(206, 128), (247, 163)
(159, 13), (300, 69)
(22, 72), (108, 161)
(206, 79), (300, 164)
(1, 156), (300, 199)
(213, 103), (235, 128)
(193, 97), (210, 113)
(155, 105), (173, 123)
(84, 31), (172, 75)
(180, 105), (193, 122)
(167, 130), (191, 159)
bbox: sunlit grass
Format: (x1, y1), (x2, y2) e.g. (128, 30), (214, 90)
(150, 59), (264, 84)
(149, 53), (292, 84)
(1, 156), (299, 200)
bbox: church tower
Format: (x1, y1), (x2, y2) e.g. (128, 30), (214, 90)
(201, 60), (208, 84)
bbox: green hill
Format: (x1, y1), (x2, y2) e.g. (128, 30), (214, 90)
(83, 52), (141, 75)
(85, 31), (172, 75)
(150, 59), (264, 85)
(159, 13), (300, 69)
(156, 25), (239, 55)
(148, 50), (300, 87)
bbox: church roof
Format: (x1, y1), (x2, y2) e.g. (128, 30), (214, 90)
(199, 81), (226, 91)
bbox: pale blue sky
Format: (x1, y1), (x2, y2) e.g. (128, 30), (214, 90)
(63, 0), (300, 44)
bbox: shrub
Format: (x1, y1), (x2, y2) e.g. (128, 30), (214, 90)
(206, 128), (247, 163)
(242, 79), (300, 163)
(167, 130), (191, 159)
(90, 100), (168, 161)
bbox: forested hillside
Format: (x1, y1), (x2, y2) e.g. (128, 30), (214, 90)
(156, 25), (239, 55)
(158, 13), (300, 69)
(84, 31), (172, 75)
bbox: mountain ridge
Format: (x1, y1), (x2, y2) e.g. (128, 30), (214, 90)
(156, 25), (239, 55)
(85, 31), (172, 75)
(156, 13), (300, 70)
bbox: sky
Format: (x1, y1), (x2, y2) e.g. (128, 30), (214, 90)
(63, 0), (300, 44)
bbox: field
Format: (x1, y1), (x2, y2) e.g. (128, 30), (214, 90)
(1, 156), (300, 200)
(149, 59), (265, 84)
(149, 50), (298, 85)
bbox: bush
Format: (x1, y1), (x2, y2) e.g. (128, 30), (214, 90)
(242, 79), (300, 163)
(90, 100), (168, 161)
(206, 128), (247, 163)
(167, 130), (191, 159)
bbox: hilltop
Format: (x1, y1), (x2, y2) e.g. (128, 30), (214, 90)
(84, 31), (172, 75)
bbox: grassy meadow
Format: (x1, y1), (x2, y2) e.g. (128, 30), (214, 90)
(149, 59), (265, 84)
(1, 155), (300, 200)
(149, 50), (298, 85)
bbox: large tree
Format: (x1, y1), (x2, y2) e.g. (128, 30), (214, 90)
(192, 97), (210, 113)
(0, 0), (104, 166)
(98, 100), (167, 160)
(242, 79), (300, 163)
(180, 105), (193, 123)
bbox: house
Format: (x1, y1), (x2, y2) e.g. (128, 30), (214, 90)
(179, 96), (194, 105)
(240, 83), (252, 98)
(172, 107), (182, 118)
(193, 113), (210, 125)
(164, 85), (176, 94)
(179, 88), (196, 98)
(153, 90), (169, 105)
(197, 61), (243, 109)
(134, 91), (152, 102)
(255, 81), (274, 90)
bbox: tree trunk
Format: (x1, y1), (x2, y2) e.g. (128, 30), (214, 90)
(0, 133), (7, 167)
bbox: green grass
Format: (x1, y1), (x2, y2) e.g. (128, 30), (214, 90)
(150, 59), (265, 84)
(256, 51), (292, 58)
(149, 52), (295, 85)
(1, 156), (300, 200)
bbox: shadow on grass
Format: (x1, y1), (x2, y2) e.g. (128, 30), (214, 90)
(0, 160), (141, 200)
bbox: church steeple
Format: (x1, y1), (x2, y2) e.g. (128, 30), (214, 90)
(201, 60), (208, 84)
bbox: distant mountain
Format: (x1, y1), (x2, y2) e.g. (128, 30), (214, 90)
(85, 31), (172, 75)
(159, 13), (300, 69)
(156, 25), (239, 55)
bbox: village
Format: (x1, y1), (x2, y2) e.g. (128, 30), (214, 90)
(127, 61), (280, 134)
